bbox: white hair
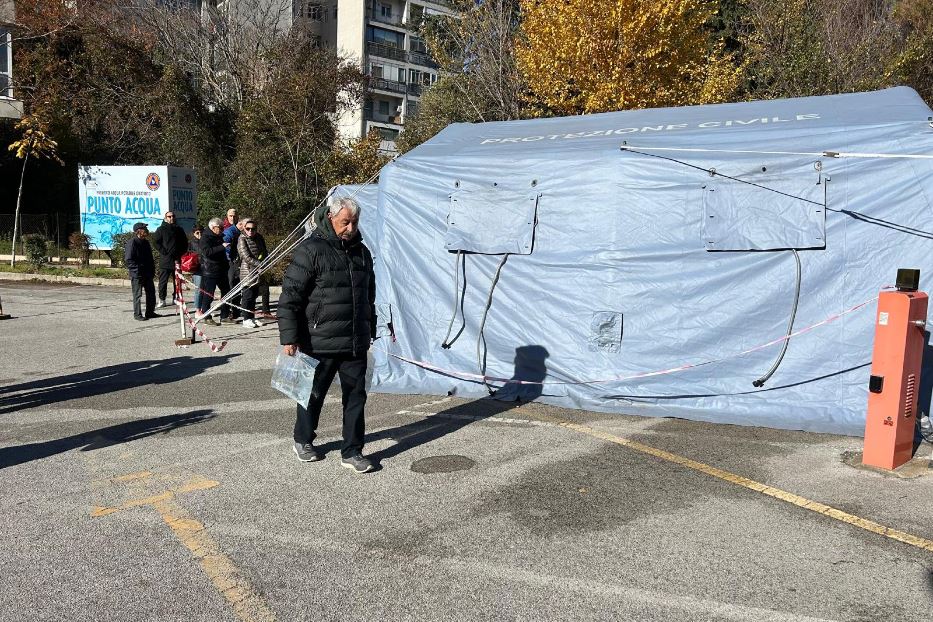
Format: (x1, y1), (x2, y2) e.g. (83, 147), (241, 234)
(208, 217), (223, 229)
(328, 197), (360, 218)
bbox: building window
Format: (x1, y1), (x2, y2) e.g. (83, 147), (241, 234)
(297, 1), (326, 21)
(410, 37), (428, 55)
(371, 63), (384, 78)
(409, 69), (436, 86)
(366, 26), (404, 48)
(0, 29), (10, 98)
(378, 100), (390, 116)
(378, 127), (400, 141)
(408, 4), (424, 24)
(379, 2), (392, 18)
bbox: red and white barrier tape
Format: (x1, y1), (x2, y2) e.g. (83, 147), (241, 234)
(174, 272), (227, 352)
(175, 270), (253, 316)
(381, 295), (880, 386)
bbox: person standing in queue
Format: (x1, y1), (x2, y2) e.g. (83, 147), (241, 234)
(196, 217), (231, 326)
(125, 222), (156, 321)
(237, 217), (268, 329)
(152, 210), (188, 308)
(223, 216), (244, 324)
(278, 197), (377, 474)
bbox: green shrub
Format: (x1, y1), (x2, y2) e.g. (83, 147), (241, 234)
(22, 234), (49, 269)
(110, 232), (133, 267)
(68, 231), (92, 267)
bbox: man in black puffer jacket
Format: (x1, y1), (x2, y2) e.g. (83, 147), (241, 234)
(152, 211), (188, 308)
(278, 197), (377, 473)
(196, 218), (231, 325)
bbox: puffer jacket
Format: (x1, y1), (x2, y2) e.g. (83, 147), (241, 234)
(197, 229), (229, 277)
(278, 207), (376, 356)
(152, 221), (188, 268)
(237, 232), (268, 286)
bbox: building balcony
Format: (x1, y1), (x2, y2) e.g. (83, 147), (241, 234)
(407, 83), (422, 97)
(369, 77), (408, 95)
(366, 41), (407, 63)
(364, 110), (404, 126)
(370, 11), (402, 26)
(407, 50), (438, 69)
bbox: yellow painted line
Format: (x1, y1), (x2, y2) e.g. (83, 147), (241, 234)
(533, 413), (933, 554)
(111, 470), (153, 483)
(153, 499), (277, 622)
(91, 478), (219, 517)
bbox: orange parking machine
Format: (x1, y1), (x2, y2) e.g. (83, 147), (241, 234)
(863, 269), (928, 470)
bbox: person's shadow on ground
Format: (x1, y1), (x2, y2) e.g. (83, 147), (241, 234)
(361, 345), (550, 468)
(0, 355), (237, 414)
(0, 410), (215, 470)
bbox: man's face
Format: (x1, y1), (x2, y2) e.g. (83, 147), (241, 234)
(210, 224), (222, 236)
(164, 212), (175, 224)
(136, 228), (148, 239)
(328, 208), (359, 240)
(236, 221), (245, 231)
(227, 211), (237, 224)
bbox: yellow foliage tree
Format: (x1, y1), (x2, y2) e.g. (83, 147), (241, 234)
(8, 115), (64, 268)
(516, 0), (742, 115)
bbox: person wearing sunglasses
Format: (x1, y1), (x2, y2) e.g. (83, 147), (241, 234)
(236, 217), (268, 329)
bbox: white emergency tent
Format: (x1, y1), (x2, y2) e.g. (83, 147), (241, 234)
(366, 87), (933, 436)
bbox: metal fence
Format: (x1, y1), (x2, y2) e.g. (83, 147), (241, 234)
(0, 212), (85, 256)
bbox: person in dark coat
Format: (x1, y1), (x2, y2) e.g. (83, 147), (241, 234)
(125, 222), (156, 321)
(196, 217), (231, 326)
(278, 197), (377, 473)
(151, 211), (188, 308)
(223, 218), (244, 322)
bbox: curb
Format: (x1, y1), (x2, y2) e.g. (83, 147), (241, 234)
(0, 271), (283, 296)
(0, 271), (132, 287)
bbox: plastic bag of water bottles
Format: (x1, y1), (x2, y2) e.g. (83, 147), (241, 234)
(271, 348), (319, 405)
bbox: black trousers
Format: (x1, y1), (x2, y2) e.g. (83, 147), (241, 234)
(294, 354), (368, 458)
(157, 265), (177, 302)
(227, 262), (241, 319)
(241, 283), (258, 321)
(198, 272), (230, 319)
(131, 276), (155, 318)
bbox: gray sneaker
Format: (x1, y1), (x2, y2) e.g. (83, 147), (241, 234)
(341, 453), (375, 474)
(293, 441), (323, 462)
(157, 299), (167, 308)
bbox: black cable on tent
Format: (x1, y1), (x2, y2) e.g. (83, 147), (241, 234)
(441, 251), (468, 349)
(478, 254), (510, 394)
(620, 145), (824, 207)
(753, 249), (802, 387)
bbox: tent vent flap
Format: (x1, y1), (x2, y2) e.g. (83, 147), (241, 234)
(445, 186), (540, 255)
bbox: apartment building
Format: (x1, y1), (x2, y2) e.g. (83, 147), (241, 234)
(0, 0), (23, 120)
(294, 0), (454, 152)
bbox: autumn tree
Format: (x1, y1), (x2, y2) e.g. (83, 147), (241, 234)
(516, 0), (743, 114)
(399, 0), (525, 152)
(225, 28), (366, 231)
(8, 115), (63, 267)
(740, 0), (903, 99)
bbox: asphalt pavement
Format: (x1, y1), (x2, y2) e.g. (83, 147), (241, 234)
(1, 280), (932, 621)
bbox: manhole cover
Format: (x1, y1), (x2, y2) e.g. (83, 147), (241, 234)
(410, 455), (476, 474)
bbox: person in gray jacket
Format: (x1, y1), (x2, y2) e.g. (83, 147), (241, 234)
(237, 217), (268, 329)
